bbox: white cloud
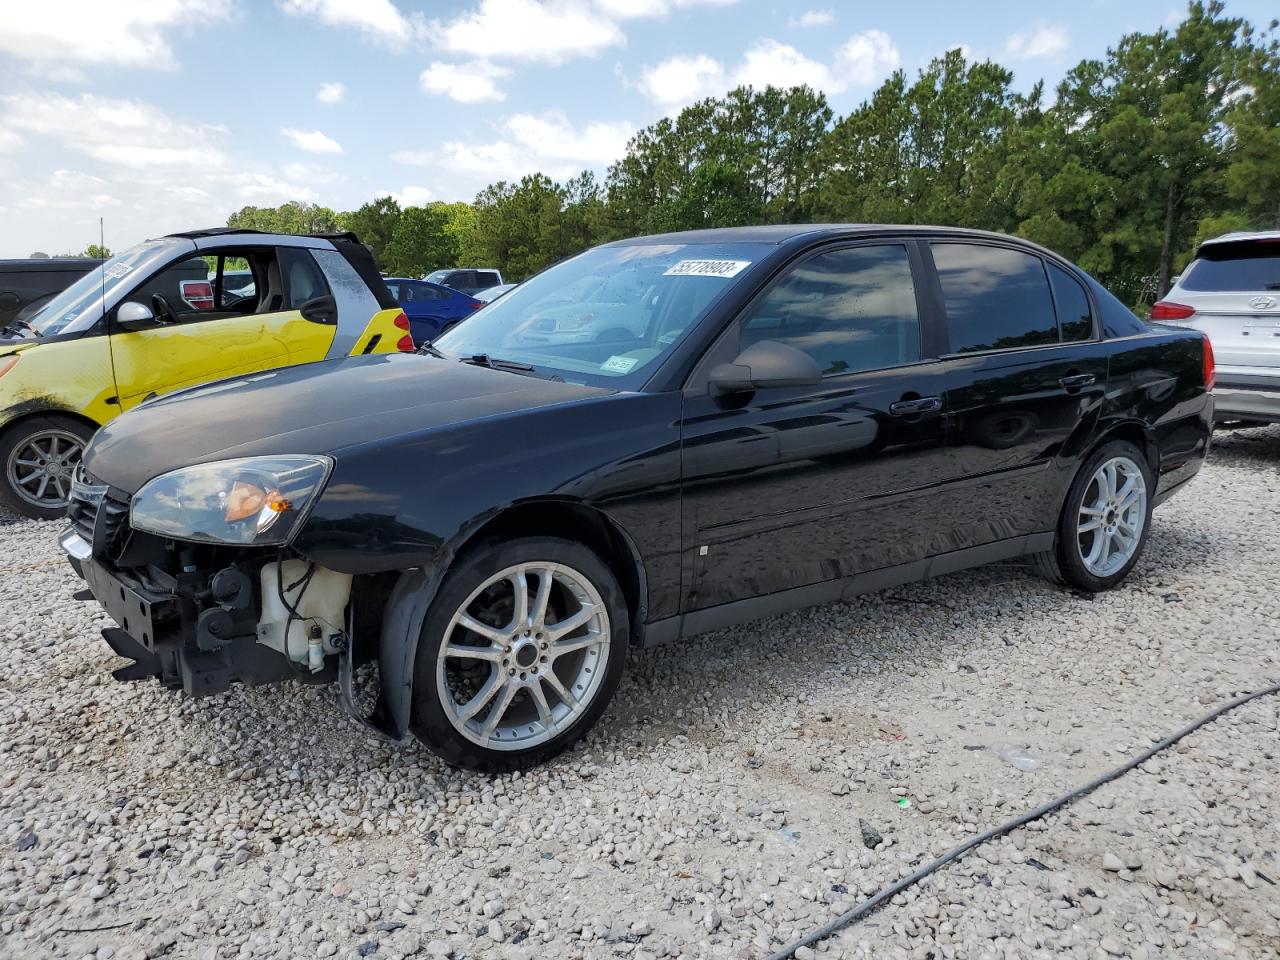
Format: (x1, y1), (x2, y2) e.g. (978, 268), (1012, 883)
(638, 54), (726, 109)
(1004, 24), (1068, 60)
(833, 29), (901, 87)
(639, 31), (899, 109)
(281, 127), (345, 155)
(283, 162), (343, 185)
(594, 0), (737, 18)
(505, 113), (633, 163)
(279, 0), (416, 47)
(428, 0), (626, 64)
(0, 0), (232, 72)
(420, 61), (512, 103)
(383, 185), (436, 207)
(788, 9), (833, 28)
(316, 82), (347, 104)
(0, 130), (25, 155)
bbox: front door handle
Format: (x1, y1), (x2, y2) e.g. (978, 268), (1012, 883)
(1059, 373), (1097, 390)
(889, 396), (942, 416)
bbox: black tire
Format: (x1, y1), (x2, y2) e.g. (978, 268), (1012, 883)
(0, 415), (94, 520)
(409, 536), (628, 772)
(1032, 439), (1154, 592)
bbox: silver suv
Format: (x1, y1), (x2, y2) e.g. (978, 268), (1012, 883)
(1155, 232), (1280, 425)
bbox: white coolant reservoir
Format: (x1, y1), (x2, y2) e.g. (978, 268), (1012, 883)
(258, 559), (352, 672)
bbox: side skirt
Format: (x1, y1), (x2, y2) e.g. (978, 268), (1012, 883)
(640, 532), (1055, 648)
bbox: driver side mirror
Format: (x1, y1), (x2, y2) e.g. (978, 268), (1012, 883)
(115, 301), (159, 332)
(299, 295), (337, 325)
(709, 340), (823, 394)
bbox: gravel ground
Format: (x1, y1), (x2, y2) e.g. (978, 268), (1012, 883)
(2, 427), (1279, 960)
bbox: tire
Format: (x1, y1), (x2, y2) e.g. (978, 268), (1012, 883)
(1032, 439), (1154, 592)
(409, 536), (628, 772)
(0, 415), (94, 520)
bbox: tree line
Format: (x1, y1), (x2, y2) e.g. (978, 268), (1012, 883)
(229, 1), (1277, 307)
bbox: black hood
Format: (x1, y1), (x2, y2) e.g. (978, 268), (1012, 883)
(86, 353), (613, 492)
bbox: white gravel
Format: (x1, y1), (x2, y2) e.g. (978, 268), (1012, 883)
(2, 427), (1279, 960)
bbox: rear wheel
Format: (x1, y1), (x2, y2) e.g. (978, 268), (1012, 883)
(410, 537), (628, 772)
(1032, 440), (1153, 592)
(0, 415), (94, 520)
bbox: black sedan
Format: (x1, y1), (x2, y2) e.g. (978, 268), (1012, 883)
(61, 226), (1214, 771)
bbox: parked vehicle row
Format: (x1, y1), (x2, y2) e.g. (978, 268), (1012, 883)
(0, 257), (100, 330)
(58, 225), (1214, 772)
(0, 229), (412, 518)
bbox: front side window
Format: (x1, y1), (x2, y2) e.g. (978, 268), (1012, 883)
(434, 242), (766, 387)
(933, 243), (1057, 353)
(741, 244), (921, 375)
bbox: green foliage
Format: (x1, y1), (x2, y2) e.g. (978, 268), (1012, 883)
(227, 4), (1277, 307)
(80, 244), (112, 259)
(227, 201), (340, 236)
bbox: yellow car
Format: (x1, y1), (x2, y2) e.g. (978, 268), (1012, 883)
(0, 229), (411, 519)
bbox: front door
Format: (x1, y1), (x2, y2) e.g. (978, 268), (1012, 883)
(679, 242), (963, 611)
(110, 247), (336, 408)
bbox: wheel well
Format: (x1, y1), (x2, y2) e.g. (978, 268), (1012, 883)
(1093, 421), (1159, 475)
(0, 407), (100, 443)
(460, 500), (646, 643)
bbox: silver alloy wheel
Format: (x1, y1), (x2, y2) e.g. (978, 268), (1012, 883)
(5, 428), (85, 510)
(1076, 455), (1147, 578)
(436, 561), (610, 751)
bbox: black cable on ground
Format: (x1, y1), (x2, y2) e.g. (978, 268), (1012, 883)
(766, 680), (1280, 960)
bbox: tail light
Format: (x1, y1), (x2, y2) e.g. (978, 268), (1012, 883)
(469, 301), (485, 310)
(393, 311), (414, 352)
(1202, 334), (1215, 391)
(1151, 300), (1196, 321)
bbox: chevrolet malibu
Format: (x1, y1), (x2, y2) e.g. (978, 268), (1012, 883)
(62, 226), (1214, 772)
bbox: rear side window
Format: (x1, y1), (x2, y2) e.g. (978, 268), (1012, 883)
(1049, 263), (1093, 342)
(741, 244), (921, 376)
(1181, 244), (1280, 291)
(933, 243), (1057, 353)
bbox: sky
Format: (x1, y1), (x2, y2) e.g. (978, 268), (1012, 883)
(0, 0), (1274, 258)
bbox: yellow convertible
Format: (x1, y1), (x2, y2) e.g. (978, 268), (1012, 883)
(0, 229), (411, 518)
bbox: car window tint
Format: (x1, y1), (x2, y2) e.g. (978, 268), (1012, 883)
(741, 244), (921, 376)
(280, 248), (328, 309)
(1181, 246), (1280, 291)
(1049, 262), (1092, 342)
(933, 243), (1057, 353)
(385, 282), (401, 300)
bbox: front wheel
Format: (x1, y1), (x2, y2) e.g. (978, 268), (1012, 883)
(410, 537), (628, 772)
(0, 415), (94, 520)
(1032, 439), (1154, 591)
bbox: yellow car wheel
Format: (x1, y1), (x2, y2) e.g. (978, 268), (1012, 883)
(0, 415), (94, 521)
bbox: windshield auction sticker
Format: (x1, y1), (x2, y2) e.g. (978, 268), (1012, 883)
(601, 355), (639, 373)
(103, 262), (134, 280)
(663, 259), (751, 278)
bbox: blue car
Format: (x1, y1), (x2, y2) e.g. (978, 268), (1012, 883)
(383, 277), (482, 344)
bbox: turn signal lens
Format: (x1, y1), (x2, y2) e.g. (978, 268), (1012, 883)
(0, 356), (17, 379)
(1151, 300), (1196, 321)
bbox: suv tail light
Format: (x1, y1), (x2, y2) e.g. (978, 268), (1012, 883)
(1151, 300), (1196, 321)
(393, 311), (414, 352)
(1202, 334), (1215, 391)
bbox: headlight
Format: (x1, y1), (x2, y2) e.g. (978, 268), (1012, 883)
(129, 455), (332, 546)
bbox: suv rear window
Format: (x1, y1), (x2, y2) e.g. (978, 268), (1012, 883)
(1181, 242), (1280, 292)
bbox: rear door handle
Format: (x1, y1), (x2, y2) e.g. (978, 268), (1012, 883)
(1059, 373), (1097, 389)
(889, 396), (942, 416)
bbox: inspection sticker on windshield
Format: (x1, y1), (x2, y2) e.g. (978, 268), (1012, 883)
(103, 262), (133, 280)
(601, 355), (639, 374)
(663, 259), (751, 278)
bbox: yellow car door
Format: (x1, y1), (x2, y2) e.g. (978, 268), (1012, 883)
(110, 249), (336, 409)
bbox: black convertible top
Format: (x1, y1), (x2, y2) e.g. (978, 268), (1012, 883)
(166, 227), (364, 245)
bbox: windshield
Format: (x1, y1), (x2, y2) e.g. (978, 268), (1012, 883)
(21, 239), (185, 337)
(432, 242), (764, 386)
(1182, 242), (1280, 292)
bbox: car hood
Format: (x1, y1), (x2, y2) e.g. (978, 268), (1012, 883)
(86, 353), (615, 492)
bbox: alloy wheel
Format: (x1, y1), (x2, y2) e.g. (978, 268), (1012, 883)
(5, 428), (85, 510)
(435, 561), (610, 751)
(1076, 455), (1147, 578)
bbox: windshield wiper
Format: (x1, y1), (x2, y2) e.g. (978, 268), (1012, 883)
(460, 354), (537, 375)
(416, 341), (447, 358)
(1265, 281), (1280, 290)
(1, 319), (37, 339)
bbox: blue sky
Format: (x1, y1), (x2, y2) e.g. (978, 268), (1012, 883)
(0, 0), (1273, 257)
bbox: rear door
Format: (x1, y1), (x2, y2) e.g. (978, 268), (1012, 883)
(679, 241), (962, 610)
(110, 247), (336, 407)
(1171, 240), (1280, 373)
(930, 241), (1108, 544)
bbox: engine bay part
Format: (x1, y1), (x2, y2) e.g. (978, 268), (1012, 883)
(257, 558), (352, 671)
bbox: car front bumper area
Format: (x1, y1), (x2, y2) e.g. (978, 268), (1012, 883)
(61, 527), (302, 696)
